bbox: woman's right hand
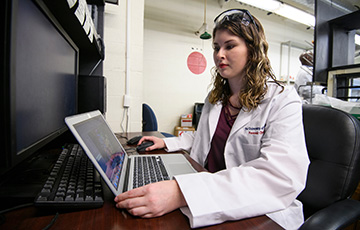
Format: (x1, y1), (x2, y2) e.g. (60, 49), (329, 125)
(138, 136), (166, 151)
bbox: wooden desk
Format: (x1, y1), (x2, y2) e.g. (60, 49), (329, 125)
(1, 132), (283, 230)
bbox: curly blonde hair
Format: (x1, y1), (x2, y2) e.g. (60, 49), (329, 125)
(209, 12), (283, 111)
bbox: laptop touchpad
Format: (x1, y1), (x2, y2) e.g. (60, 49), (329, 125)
(168, 163), (195, 176)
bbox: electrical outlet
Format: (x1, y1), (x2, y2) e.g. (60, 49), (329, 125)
(123, 95), (131, 108)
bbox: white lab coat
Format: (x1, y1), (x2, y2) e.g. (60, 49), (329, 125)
(164, 82), (310, 229)
(294, 66), (325, 102)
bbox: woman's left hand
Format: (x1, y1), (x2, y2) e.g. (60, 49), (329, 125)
(114, 180), (186, 218)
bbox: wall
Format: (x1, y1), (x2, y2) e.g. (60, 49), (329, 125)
(104, 0), (314, 134)
(104, 0), (144, 133)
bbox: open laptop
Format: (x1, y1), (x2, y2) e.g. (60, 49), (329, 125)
(65, 110), (197, 196)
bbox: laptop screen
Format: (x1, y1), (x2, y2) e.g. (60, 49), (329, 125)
(73, 115), (125, 190)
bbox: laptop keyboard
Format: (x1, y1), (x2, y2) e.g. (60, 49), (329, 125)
(132, 156), (170, 188)
(34, 144), (104, 209)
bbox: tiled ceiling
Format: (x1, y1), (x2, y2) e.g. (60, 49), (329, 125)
(280, 0), (359, 15)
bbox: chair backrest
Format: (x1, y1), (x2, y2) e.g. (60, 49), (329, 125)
(193, 103), (204, 130)
(142, 103), (158, 132)
(298, 104), (360, 218)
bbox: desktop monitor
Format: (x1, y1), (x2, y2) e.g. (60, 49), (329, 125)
(0, 0), (79, 176)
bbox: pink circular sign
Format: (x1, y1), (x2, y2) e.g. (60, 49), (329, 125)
(187, 51), (207, 75)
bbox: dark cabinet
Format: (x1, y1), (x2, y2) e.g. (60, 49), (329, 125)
(314, 0), (360, 84)
(35, 0), (105, 75)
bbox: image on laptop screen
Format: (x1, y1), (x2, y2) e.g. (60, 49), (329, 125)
(73, 115), (125, 190)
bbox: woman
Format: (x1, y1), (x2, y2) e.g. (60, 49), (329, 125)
(114, 9), (309, 229)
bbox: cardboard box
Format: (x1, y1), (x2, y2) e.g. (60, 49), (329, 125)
(180, 114), (193, 127)
(174, 126), (195, 137)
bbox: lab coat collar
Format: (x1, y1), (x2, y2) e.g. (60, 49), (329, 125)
(228, 86), (276, 140)
(228, 105), (259, 140)
(207, 84), (274, 142)
(207, 101), (261, 141)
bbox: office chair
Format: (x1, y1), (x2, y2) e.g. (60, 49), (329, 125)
(193, 103), (204, 130)
(298, 104), (360, 229)
(142, 103), (174, 137)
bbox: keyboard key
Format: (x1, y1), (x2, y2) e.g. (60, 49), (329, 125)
(75, 192), (85, 201)
(65, 194), (75, 201)
(54, 196), (64, 201)
(37, 194), (49, 201)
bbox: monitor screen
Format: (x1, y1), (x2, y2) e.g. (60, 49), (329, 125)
(1, 0), (78, 174)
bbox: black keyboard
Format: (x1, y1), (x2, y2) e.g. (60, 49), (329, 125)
(34, 144), (104, 209)
(132, 156), (170, 189)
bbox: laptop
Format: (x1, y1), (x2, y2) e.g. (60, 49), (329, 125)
(65, 110), (197, 196)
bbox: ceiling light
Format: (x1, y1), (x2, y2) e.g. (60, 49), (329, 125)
(237, 0), (281, 12)
(275, 4), (315, 27)
(195, 22), (212, 40)
(236, 0), (315, 27)
(196, 0), (211, 40)
(200, 31), (212, 39)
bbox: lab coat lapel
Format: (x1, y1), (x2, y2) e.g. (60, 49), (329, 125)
(228, 104), (262, 139)
(208, 102), (222, 139)
(228, 87), (272, 139)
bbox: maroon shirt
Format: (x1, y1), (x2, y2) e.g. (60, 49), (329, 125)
(205, 105), (238, 173)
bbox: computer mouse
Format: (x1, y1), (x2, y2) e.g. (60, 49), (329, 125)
(127, 135), (142, 145)
(136, 141), (154, 152)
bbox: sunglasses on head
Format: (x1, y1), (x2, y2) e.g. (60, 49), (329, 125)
(214, 9), (259, 31)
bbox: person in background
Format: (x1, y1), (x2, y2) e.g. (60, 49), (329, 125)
(114, 8), (309, 229)
(294, 50), (325, 103)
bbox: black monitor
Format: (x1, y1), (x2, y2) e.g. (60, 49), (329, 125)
(0, 0), (79, 176)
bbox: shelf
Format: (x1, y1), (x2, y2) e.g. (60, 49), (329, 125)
(328, 64), (360, 72)
(329, 10), (360, 31)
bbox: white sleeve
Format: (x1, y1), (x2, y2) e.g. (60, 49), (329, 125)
(163, 132), (195, 152)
